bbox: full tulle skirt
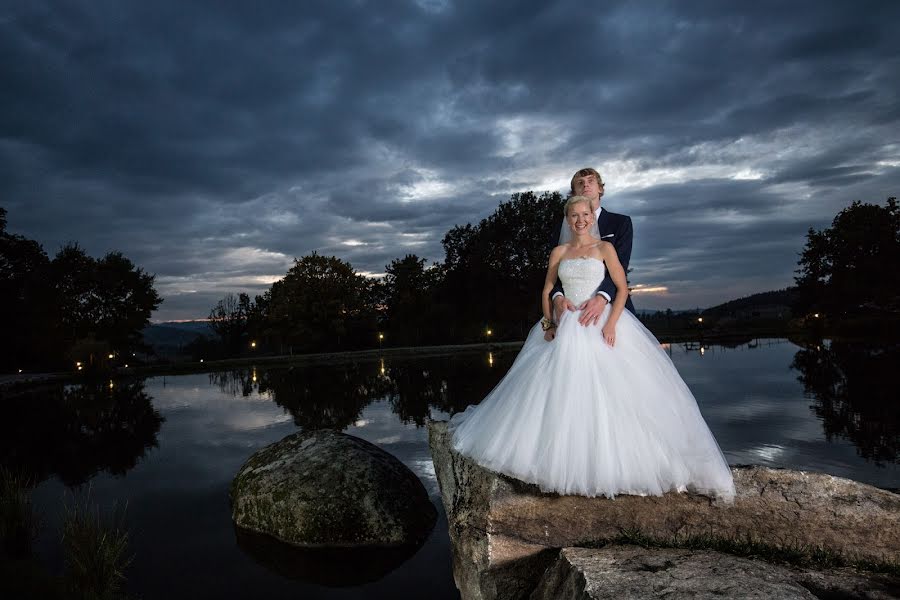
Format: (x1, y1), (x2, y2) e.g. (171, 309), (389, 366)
(449, 307), (735, 501)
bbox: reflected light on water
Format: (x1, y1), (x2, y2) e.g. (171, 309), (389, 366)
(488, 352), (494, 367)
(749, 444), (787, 463)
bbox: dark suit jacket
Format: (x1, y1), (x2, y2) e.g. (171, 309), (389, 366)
(550, 208), (636, 314)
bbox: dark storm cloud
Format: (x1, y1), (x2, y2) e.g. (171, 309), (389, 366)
(2, 0), (898, 319)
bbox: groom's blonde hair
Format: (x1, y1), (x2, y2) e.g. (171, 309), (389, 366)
(569, 167), (604, 195)
(564, 195), (592, 216)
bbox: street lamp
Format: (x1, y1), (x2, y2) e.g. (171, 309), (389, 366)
(697, 317), (703, 323)
(378, 332), (384, 348)
(250, 341), (257, 349)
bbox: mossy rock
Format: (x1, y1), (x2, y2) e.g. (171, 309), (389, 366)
(230, 430), (436, 547)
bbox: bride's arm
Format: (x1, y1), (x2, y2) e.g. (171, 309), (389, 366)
(542, 247), (565, 324)
(599, 242), (628, 345)
(542, 247), (564, 322)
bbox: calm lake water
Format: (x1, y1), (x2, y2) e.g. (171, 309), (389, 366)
(3, 338), (899, 598)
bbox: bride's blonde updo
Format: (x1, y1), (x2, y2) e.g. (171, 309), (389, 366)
(564, 195), (592, 215)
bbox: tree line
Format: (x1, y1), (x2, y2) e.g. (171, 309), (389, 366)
(203, 191), (566, 357)
(3, 192), (895, 371)
(206, 193), (899, 357)
(1, 207), (162, 372)
(794, 197), (899, 320)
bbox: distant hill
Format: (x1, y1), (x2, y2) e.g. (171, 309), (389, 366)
(702, 287), (798, 317)
(142, 321), (216, 356)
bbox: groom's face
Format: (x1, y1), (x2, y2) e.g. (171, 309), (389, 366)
(573, 175), (603, 202)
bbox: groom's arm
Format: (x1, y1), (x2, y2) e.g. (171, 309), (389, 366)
(595, 216), (633, 302)
(550, 278), (564, 302)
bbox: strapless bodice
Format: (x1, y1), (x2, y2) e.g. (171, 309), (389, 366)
(558, 258), (605, 306)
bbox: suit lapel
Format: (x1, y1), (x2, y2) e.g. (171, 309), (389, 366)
(596, 208), (611, 236)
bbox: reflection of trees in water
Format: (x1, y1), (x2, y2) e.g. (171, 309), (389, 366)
(386, 353), (516, 425)
(792, 341), (900, 464)
(0, 380), (164, 485)
(209, 351), (517, 430)
(209, 369), (257, 398)
(263, 364), (394, 430)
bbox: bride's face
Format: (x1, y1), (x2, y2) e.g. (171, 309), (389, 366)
(567, 202), (593, 236)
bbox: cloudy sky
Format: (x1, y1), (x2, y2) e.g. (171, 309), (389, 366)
(3, 1), (898, 320)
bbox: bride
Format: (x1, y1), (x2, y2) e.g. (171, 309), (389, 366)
(450, 195), (735, 501)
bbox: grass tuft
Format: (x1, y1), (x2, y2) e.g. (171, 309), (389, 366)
(0, 466), (40, 559)
(62, 488), (133, 600)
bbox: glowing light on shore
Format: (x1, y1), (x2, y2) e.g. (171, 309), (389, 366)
(629, 285), (669, 295)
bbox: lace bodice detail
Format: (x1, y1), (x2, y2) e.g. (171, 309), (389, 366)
(558, 258), (605, 306)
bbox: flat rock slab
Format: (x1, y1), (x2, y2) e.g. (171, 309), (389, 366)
(533, 547), (900, 600)
(427, 420), (900, 600)
(231, 429), (436, 546)
(533, 546), (814, 599)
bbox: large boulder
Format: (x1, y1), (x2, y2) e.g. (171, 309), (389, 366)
(231, 430), (436, 547)
(427, 420), (900, 600)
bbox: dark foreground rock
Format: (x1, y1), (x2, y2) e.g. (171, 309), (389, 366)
(533, 546), (900, 599)
(427, 420), (900, 600)
(231, 429), (436, 547)
(533, 546), (811, 599)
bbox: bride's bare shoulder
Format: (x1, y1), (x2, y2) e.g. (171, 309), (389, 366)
(595, 240), (615, 258)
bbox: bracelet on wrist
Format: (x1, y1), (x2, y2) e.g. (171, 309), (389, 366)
(541, 317), (557, 331)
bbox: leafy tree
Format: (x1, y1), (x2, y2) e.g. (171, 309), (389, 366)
(266, 252), (376, 353)
(51, 244), (162, 363)
(795, 197), (900, 316)
(438, 191), (565, 341)
(378, 254), (440, 346)
(209, 292), (254, 355)
(0, 208), (59, 368)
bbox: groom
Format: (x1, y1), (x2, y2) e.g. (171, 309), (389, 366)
(551, 167), (635, 324)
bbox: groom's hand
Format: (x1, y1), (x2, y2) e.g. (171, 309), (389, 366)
(578, 295), (608, 326)
(553, 296), (576, 322)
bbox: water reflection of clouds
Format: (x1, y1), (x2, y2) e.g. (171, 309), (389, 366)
(148, 374), (292, 433)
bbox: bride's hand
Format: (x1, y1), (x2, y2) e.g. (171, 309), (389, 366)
(601, 324), (616, 346)
(544, 329), (556, 342)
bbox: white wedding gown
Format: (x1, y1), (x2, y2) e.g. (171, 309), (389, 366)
(449, 257), (735, 501)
